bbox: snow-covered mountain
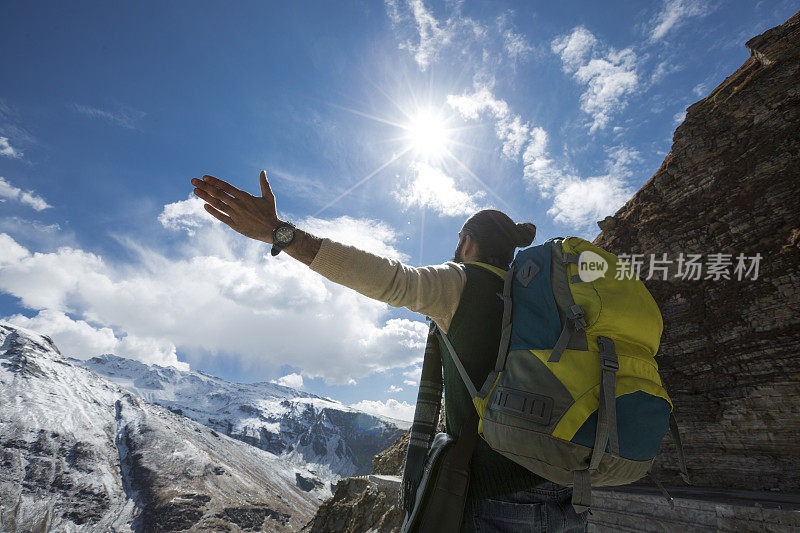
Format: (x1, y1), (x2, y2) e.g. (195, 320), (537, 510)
(0, 322), (391, 531)
(75, 353), (409, 481)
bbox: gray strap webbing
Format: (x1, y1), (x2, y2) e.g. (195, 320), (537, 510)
(570, 274), (584, 283)
(435, 324), (479, 399)
(589, 336), (619, 470)
(649, 473), (676, 510)
(493, 264), (515, 374)
(563, 253), (580, 264)
(669, 413), (691, 484)
(548, 304), (586, 363)
(571, 469), (592, 513)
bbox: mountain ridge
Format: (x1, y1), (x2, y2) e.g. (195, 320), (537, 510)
(0, 321), (405, 531)
(74, 352), (409, 481)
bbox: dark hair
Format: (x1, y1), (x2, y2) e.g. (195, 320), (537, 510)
(461, 210), (536, 269)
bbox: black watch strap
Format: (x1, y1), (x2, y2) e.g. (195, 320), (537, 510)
(271, 222), (296, 256)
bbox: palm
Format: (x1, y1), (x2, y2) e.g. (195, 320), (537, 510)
(190, 171), (280, 243)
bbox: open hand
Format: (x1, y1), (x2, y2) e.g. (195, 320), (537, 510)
(190, 171), (281, 243)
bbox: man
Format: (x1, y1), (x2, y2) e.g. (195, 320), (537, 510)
(190, 171), (589, 532)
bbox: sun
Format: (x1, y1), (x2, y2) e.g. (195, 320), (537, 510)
(404, 110), (451, 159)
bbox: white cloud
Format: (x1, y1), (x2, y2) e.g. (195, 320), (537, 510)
(0, 233), (30, 265)
(1, 309), (186, 370)
(71, 103), (146, 130)
(551, 26), (597, 71)
(447, 83), (638, 231)
(349, 398), (416, 422)
(522, 128), (570, 196)
(402, 364), (420, 387)
(552, 27), (639, 133)
(692, 82), (709, 97)
(495, 10), (533, 63)
(301, 215), (410, 260)
(0, 176), (51, 211)
(447, 86), (531, 159)
(673, 109), (687, 124)
(649, 60), (684, 86)
(546, 175), (631, 229)
(524, 138), (638, 231)
(385, 0), (454, 70)
(648, 0), (713, 42)
(0, 217), (61, 235)
(386, 0), (523, 73)
(447, 86), (509, 121)
(502, 28), (533, 62)
(394, 161), (485, 217)
(0, 137), (21, 158)
(158, 195), (210, 236)
(271, 373), (304, 389)
(545, 146), (638, 229)
(0, 204), (430, 384)
(387, 384), (404, 393)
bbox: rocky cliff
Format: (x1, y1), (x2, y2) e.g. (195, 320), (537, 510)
(302, 10), (800, 532)
(593, 10), (800, 492)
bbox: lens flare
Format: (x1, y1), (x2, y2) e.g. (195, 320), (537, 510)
(405, 110), (451, 158)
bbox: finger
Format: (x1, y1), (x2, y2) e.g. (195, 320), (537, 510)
(194, 186), (234, 214)
(203, 175), (246, 199)
(259, 170), (274, 198)
(192, 176), (234, 201)
(203, 203), (234, 226)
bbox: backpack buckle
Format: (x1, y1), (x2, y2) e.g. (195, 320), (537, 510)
(566, 305), (587, 330)
(598, 336), (619, 371)
(566, 305), (584, 319)
(600, 356), (619, 372)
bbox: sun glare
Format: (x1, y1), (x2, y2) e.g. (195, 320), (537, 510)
(314, 95), (518, 219)
(405, 110), (451, 158)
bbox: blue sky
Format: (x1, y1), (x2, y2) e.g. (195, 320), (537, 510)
(1, 0), (797, 420)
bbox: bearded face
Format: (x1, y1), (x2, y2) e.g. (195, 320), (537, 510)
(452, 232), (468, 262)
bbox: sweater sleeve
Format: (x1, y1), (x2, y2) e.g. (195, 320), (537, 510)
(308, 238), (466, 333)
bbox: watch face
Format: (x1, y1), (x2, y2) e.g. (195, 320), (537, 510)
(275, 225), (295, 245)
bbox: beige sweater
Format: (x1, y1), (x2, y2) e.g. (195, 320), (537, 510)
(308, 238), (467, 333)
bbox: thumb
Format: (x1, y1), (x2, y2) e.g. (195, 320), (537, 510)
(259, 170), (273, 198)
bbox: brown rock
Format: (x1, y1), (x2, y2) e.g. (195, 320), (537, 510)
(593, 11), (800, 492)
(301, 478), (403, 533)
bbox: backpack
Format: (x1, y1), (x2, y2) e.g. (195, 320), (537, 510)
(435, 236), (690, 513)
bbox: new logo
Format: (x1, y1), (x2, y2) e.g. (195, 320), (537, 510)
(577, 251), (608, 282)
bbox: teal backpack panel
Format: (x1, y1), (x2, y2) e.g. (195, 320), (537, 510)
(570, 391), (672, 461)
(509, 244), (562, 351)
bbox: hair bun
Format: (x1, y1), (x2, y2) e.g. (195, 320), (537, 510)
(514, 222), (537, 247)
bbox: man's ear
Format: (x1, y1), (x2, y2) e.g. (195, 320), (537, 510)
(463, 234), (478, 259)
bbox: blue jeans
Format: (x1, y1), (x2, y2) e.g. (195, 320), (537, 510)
(459, 481), (589, 532)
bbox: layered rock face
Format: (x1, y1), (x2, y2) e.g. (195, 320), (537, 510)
(593, 10), (800, 491)
(303, 11), (800, 532)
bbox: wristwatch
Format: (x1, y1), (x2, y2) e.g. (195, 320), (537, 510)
(270, 221), (296, 256)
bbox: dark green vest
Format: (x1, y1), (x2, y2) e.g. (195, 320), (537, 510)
(438, 262), (547, 501)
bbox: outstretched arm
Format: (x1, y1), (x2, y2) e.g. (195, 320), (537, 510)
(190, 171), (466, 331)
